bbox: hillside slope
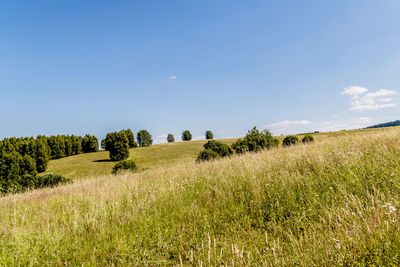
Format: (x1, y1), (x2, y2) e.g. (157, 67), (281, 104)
(47, 139), (237, 179)
(1, 127), (399, 265)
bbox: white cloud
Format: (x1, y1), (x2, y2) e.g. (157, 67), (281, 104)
(267, 120), (312, 127)
(318, 117), (373, 132)
(168, 75), (177, 79)
(192, 135), (205, 140)
(342, 86), (398, 111)
(341, 86), (368, 99)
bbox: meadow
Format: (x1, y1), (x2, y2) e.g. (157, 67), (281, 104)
(0, 127), (399, 265)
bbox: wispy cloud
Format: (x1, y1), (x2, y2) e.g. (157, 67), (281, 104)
(341, 86), (398, 111)
(168, 75), (177, 79)
(267, 120), (312, 127)
(319, 117), (373, 132)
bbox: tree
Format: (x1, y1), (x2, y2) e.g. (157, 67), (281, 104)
(122, 129), (138, 148)
(167, 134), (175, 143)
(302, 134), (314, 143)
(181, 130), (192, 141)
(35, 138), (49, 173)
(104, 132), (130, 161)
(137, 130), (153, 147)
(205, 130), (214, 140)
(81, 134), (99, 153)
(231, 127), (279, 154)
(282, 135), (299, 147)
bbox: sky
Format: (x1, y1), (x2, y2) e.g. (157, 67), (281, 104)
(1, 0), (399, 143)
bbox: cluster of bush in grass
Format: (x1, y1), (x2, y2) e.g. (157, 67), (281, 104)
(0, 134), (96, 194)
(197, 127), (314, 162)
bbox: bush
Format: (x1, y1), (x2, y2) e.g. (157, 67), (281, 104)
(231, 127), (279, 153)
(35, 173), (71, 189)
(167, 134), (175, 143)
(181, 130), (192, 141)
(302, 134), (314, 143)
(282, 135), (299, 147)
(81, 134), (99, 153)
(112, 160), (137, 174)
(104, 132), (130, 161)
(137, 130), (153, 147)
(203, 140), (232, 157)
(205, 130), (214, 140)
(196, 149), (219, 162)
(197, 140), (232, 162)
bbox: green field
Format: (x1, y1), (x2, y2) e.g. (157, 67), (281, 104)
(1, 127), (400, 265)
(47, 139), (237, 179)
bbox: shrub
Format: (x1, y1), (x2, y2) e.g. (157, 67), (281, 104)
(282, 135), (299, 147)
(196, 149), (219, 162)
(167, 134), (175, 143)
(104, 132), (130, 161)
(205, 130), (214, 140)
(302, 134), (314, 143)
(112, 160), (137, 174)
(35, 173), (71, 189)
(81, 134), (99, 153)
(203, 140), (232, 157)
(137, 130), (153, 147)
(231, 127), (279, 153)
(197, 140), (232, 162)
(181, 130), (192, 141)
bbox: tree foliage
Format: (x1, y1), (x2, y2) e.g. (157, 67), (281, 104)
(137, 130), (153, 147)
(167, 134), (175, 143)
(205, 130), (214, 140)
(197, 140), (232, 162)
(81, 134), (99, 153)
(112, 160), (137, 175)
(231, 127), (279, 154)
(104, 131), (130, 161)
(181, 130), (192, 141)
(282, 135), (299, 147)
(302, 134), (314, 143)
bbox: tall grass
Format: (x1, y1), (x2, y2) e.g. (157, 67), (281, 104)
(0, 127), (399, 265)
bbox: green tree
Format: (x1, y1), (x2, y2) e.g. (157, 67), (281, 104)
(181, 130), (192, 141)
(205, 130), (214, 140)
(81, 135), (99, 153)
(167, 134), (175, 143)
(104, 132), (130, 161)
(137, 130), (153, 147)
(122, 129), (138, 148)
(35, 138), (49, 173)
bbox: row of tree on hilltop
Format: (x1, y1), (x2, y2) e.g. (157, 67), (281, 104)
(102, 129), (215, 161)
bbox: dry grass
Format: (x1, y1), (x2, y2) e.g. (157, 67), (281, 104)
(0, 127), (399, 265)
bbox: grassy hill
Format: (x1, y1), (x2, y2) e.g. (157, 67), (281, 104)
(46, 139), (237, 179)
(1, 126), (400, 265)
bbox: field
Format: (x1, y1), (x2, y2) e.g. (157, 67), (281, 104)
(1, 127), (400, 265)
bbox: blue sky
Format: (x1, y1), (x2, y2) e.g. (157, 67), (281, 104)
(1, 1), (399, 143)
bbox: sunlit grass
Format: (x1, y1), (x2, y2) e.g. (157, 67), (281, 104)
(0, 126), (399, 265)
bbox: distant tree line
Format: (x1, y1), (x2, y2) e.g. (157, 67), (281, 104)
(0, 134), (98, 194)
(366, 120), (400, 129)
